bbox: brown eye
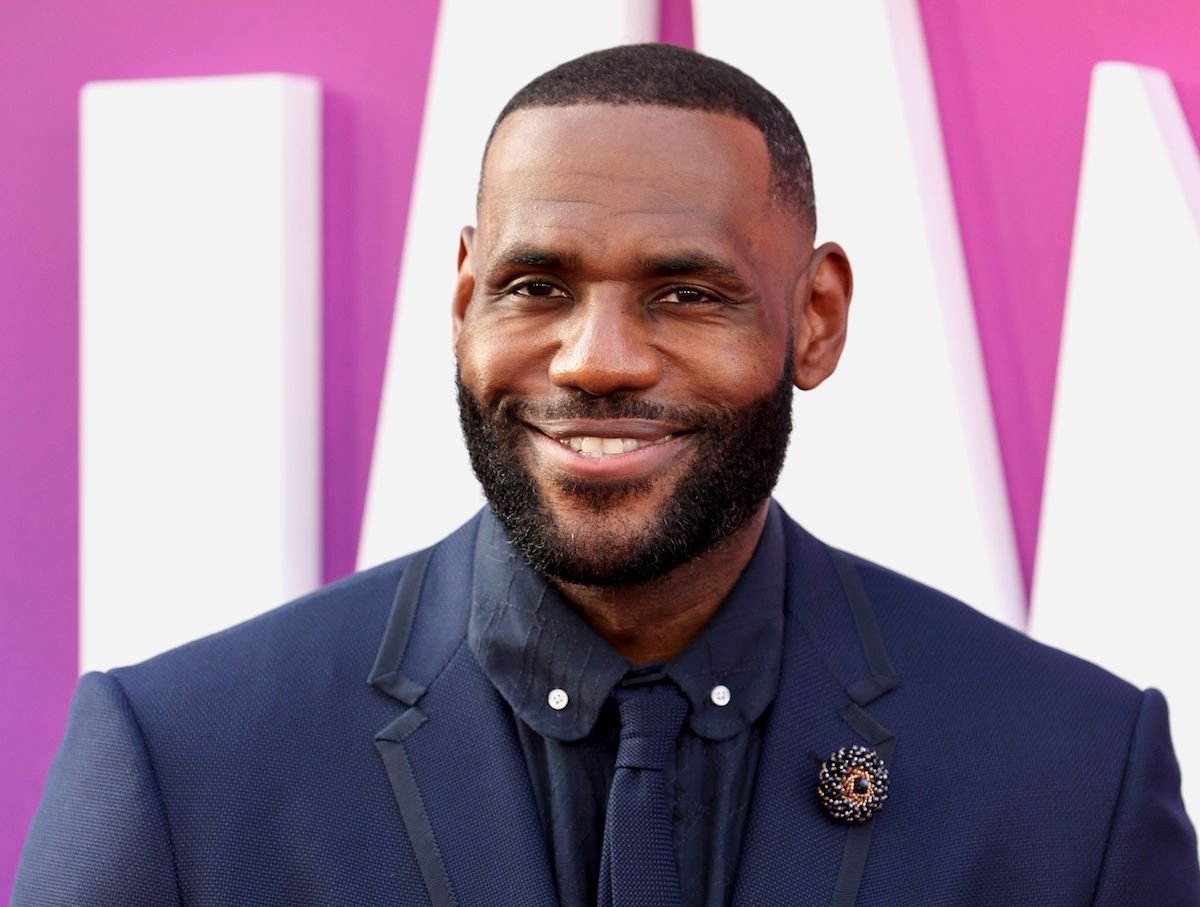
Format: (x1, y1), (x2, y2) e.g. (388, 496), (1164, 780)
(659, 286), (718, 306)
(511, 280), (568, 299)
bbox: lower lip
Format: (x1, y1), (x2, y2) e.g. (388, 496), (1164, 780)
(526, 428), (693, 480)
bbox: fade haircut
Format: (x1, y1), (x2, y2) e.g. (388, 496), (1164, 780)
(484, 43), (817, 229)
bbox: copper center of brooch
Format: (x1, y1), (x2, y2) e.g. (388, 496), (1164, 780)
(841, 768), (874, 805)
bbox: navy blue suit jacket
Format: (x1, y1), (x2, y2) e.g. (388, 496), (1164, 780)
(14, 509), (1200, 905)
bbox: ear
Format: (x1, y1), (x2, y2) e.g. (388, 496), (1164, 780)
(451, 226), (476, 344)
(792, 241), (852, 390)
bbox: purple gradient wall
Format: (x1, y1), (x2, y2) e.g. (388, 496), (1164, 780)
(5, 0), (1200, 895)
(0, 0), (439, 892)
(918, 0), (1200, 589)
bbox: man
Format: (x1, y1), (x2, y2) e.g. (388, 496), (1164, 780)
(15, 43), (1199, 906)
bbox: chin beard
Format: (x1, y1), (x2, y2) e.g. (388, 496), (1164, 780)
(456, 364), (793, 587)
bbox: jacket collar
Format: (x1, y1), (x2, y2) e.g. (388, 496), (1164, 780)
(731, 513), (898, 907)
(369, 514), (558, 907)
(467, 506), (787, 744)
(369, 505), (898, 907)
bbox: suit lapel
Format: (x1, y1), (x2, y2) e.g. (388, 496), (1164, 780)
(383, 646), (559, 907)
(733, 518), (899, 907)
(368, 510), (897, 907)
(369, 524), (559, 907)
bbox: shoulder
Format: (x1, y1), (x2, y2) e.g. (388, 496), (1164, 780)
(776, 508), (1142, 716)
(17, 523), (483, 903)
(839, 551), (1200, 899)
(110, 553), (410, 706)
(13, 557), (418, 904)
(845, 549), (1142, 714)
(826, 544), (1154, 820)
(106, 513), (480, 731)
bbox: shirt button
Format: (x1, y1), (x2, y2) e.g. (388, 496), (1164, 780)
(548, 688), (570, 710)
(710, 684), (732, 707)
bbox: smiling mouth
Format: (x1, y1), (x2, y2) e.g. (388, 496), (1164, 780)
(556, 434), (677, 457)
(529, 418), (690, 461)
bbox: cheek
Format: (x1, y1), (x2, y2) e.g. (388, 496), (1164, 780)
(453, 323), (489, 394)
(455, 320), (542, 402)
(674, 332), (788, 406)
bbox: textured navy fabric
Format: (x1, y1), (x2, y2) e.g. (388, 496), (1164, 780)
(470, 507), (785, 907)
(394, 644), (560, 907)
(598, 684), (689, 907)
(14, 550), (440, 906)
(13, 505), (1200, 905)
(12, 673), (181, 907)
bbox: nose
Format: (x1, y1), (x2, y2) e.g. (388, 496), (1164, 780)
(547, 295), (661, 396)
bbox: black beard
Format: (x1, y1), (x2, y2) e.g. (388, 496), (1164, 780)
(456, 364), (794, 587)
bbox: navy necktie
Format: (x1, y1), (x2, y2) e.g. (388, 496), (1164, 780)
(597, 682), (690, 907)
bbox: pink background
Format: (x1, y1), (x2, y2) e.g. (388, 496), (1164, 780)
(3, 0), (1200, 893)
(918, 0), (1200, 591)
(0, 0), (441, 891)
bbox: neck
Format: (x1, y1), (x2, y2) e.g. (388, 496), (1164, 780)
(551, 502), (770, 665)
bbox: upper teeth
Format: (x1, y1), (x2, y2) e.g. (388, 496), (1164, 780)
(558, 435), (674, 457)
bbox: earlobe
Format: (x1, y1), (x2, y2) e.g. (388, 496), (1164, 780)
(451, 226), (477, 344)
(792, 242), (853, 390)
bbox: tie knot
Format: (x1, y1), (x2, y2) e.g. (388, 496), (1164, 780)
(612, 683), (689, 770)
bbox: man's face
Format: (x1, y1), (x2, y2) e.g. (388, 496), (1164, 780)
(454, 105), (818, 586)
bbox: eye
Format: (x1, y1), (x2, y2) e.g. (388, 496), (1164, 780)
(655, 286), (722, 306)
(508, 280), (570, 300)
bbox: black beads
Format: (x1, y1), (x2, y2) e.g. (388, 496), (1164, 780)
(818, 745), (889, 823)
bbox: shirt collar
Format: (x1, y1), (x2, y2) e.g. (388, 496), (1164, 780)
(468, 503), (787, 743)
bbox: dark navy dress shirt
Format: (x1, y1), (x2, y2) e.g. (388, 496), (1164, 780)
(468, 505), (787, 907)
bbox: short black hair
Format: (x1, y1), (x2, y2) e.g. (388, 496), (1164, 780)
(486, 43), (816, 229)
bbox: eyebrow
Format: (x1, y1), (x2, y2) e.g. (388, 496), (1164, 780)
(490, 244), (582, 273)
(489, 244), (749, 288)
(638, 251), (745, 283)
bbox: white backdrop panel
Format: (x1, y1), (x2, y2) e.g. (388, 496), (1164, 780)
(358, 0), (657, 568)
(1031, 63), (1200, 811)
(694, 0), (1024, 626)
(81, 74), (321, 672)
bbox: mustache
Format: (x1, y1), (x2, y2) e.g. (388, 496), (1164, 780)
(504, 392), (714, 426)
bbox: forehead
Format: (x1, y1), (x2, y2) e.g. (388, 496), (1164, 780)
(477, 105), (784, 264)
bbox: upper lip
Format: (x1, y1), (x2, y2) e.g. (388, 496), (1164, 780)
(527, 419), (690, 441)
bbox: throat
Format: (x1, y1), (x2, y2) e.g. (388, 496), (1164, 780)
(551, 504), (769, 664)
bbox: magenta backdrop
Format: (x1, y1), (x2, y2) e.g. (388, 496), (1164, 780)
(659, 0), (695, 48)
(917, 0), (1200, 591)
(0, 0), (440, 892)
(6, 0), (1200, 895)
